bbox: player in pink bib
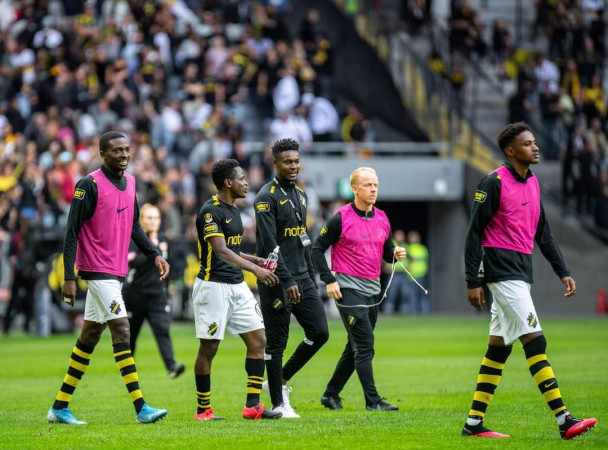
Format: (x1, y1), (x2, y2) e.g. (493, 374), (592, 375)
(462, 122), (596, 440)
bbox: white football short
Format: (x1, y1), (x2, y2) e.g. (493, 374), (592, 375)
(192, 278), (264, 340)
(83, 279), (127, 324)
(487, 280), (542, 345)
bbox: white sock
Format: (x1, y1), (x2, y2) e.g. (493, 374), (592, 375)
(466, 417), (482, 426)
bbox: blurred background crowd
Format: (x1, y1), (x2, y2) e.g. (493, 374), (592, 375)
(2, 0), (607, 334)
(415, 0), (608, 228)
(0, 0), (383, 335)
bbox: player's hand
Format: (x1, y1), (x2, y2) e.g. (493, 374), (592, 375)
(467, 287), (485, 310)
(286, 285), (301, 304)
(62, 280), (77, 307)
(394, 247), (406, 261)
(326, 282), (342, 300)
(255, 267), (279, 286)
(561, 276), (576, 297)
(155, 255), (170, 280)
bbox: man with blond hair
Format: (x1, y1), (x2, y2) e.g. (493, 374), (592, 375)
(312, 167), (406, 411)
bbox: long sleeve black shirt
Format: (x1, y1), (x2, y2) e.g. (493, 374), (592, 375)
(254, 178), (314, 288)
(63, 165), (160, 281)
(465, 162), (570, 288)
(124, 234), (168, 295)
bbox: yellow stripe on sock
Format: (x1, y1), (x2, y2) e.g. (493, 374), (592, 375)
(469, 409), (485, 418)
(473, 391), (493, 404)
(114, 350), (131, 357)
(247, 387), (261, 394)
(69, 358), (88, 373)
(477, 374), (501, 385)
(56, 391), (72, 402)
(116, 357), (135, 370)
(123, 372), (139, 384)
(552, 405), (567, 415)
(532, 366), (555, 385)
(63, 374), (80, 387)
(543, 387), (562, 402)
(481, 357), (505, 370)
(526, 353), (547, 367)
(73, 347), (91, 360)
(129, 389), (143, 402)
(249, 376), (264, 381)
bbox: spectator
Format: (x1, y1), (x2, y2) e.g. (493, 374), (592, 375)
(581, 73), (606, 123)
(301, 89), (339, 142)
(533, 53), (559, 94)
(491, 19), (513, 78)
(509, 80), (534, 124)
(538, 82), (561, 159)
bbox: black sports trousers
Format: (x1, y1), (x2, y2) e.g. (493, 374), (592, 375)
(324, 288), (382, 407)
(123, 288), (176, 372)
(258, 275), (329, 407)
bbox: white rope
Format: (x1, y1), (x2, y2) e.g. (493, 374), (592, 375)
(335, 255), (428, 309)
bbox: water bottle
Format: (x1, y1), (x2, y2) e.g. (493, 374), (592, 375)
(264, 246), (280, 271)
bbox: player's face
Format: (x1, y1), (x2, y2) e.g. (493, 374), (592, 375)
(274, 150), (300, 183)
(140, 207), (161, 234)
(101, 137), (130, 173)
(508, 131), (539, 165)
(353, 170), (379, 207)
(228, 166), (248, 199)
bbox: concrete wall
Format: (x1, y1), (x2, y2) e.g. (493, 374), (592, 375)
(303, 156), (464, 201)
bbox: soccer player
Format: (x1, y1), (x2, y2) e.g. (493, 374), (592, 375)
(312, 167), (404, 411)
(193, 159), (281, 420)
(48, 131), (170, 425)
(462, 122), (597, 439)
(254, 138), (329, 418)
(123, 203), (185, 379)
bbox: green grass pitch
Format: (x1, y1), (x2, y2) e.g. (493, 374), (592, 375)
(0, 316), (606, 449)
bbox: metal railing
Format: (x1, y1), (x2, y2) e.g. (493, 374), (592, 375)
(242, 141), (449, 156)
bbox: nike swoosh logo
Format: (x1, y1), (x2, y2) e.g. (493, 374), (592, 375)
(544, 380), (556, 389)
(226, 219), (232, 223)
(117, 206), (128, 213)
(522, 201), (529, 206)
(280, 199), (288, 205)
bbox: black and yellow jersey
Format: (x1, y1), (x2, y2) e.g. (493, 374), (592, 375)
(254, 178), (314, 288)
(196, 195), (244, 284)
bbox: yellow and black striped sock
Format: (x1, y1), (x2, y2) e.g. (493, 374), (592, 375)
(245, 358), (264, 407)
(113, 342), (145, 413)
(524, 335), (567, 418)
(53, 339), (95, 410)
(195, 374), (211, 413)
(468, 344), (512, 420)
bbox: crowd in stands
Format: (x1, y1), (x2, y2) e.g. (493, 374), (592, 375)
(422, 0), (608, 231)
(0, 0), (375, 334)
(513, 0), (608, 230)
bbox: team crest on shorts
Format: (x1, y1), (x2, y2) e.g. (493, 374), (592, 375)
(208, 322), (218, 336)
(527, 312), (538, 328)
(109, 300), (121, 315)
